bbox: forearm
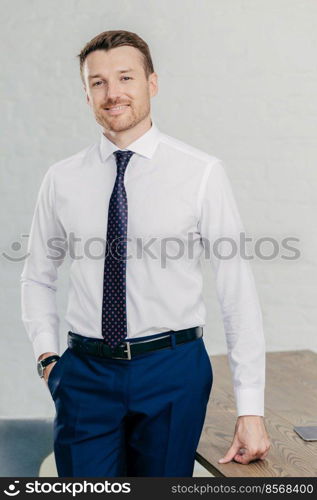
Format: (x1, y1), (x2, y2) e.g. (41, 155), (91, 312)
(21, 280), (61, 361)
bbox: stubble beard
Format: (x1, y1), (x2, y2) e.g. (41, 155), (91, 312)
(94, 101), (151, 133)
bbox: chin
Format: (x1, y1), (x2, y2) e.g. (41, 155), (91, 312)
(109, 118), (137, 132)
(95, 110), (140, 132)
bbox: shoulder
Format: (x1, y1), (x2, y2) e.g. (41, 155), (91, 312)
(46, 142), (97, 178)
(158, 131), (221, 168)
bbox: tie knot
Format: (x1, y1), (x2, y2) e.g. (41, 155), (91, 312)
(113, 150), (134, 175)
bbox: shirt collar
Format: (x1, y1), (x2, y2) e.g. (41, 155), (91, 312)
(99, 119), (161, 162)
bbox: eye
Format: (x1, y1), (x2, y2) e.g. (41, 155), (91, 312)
(92, 81), (103, 87)
(121, 76), (132, 81)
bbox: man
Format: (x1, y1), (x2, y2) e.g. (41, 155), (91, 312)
(21, 30), (270, 477)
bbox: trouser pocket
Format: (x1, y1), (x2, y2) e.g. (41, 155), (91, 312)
(47, 347), (71, 399)
(200, 340), (213, 395)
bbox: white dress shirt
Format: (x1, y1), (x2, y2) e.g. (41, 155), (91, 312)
(20, 119), (265, 417)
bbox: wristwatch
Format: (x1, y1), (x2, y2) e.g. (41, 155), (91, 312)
(37, 355), (60, 378)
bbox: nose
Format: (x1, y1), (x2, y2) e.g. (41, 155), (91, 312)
(105, 80), (123, 102)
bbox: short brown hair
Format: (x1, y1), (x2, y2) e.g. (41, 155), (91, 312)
(77, 30), (155, 83)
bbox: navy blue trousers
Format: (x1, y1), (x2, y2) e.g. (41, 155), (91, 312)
(47, 332), (213, 477)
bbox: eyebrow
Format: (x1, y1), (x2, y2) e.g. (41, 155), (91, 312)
(88, 69), (134, 80)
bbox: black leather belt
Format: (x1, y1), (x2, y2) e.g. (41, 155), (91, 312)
(67, 326), (203, 360)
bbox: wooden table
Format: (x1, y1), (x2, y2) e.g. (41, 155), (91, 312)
(196, 350), (317, 477)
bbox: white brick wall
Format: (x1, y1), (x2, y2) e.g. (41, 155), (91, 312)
(1, 0), (316, 419)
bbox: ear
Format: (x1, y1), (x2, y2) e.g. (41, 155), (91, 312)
(84, 87), (91, 106)
(149, 72), (158, 98)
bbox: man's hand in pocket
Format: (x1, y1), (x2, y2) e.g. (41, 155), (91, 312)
(38, 352), (59, 384)
(43, 361), (58, 384)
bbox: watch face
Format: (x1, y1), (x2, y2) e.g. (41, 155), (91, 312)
(37, 361), (44, 377)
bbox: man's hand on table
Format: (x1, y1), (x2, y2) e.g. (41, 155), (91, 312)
(38, 352), (59, 384)
(218, 415), (271, 465)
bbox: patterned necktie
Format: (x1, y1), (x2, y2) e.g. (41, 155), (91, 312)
(101, 150), (134, 349)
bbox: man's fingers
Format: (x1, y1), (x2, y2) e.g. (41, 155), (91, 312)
(44, 361), (58, 383)
(234, 447), (269, 464)
(233, 451), (254, 464)
(218, 443), (241, 463)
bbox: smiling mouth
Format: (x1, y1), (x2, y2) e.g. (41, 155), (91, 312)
(103, 105), (130, 116)
(105, 105), (130, 111)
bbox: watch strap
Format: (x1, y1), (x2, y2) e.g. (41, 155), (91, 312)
(40, 355), (60, 368)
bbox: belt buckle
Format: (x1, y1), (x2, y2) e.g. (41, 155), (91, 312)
(111, 341), (132, 360)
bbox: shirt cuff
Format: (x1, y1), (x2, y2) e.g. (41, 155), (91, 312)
(234, 387), (265, 417)
(33, 331), (60, 363)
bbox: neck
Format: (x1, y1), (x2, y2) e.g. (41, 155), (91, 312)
(102, 116), (152, 149)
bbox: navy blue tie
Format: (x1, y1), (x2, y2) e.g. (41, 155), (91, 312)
(101, 150), (134, 349)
